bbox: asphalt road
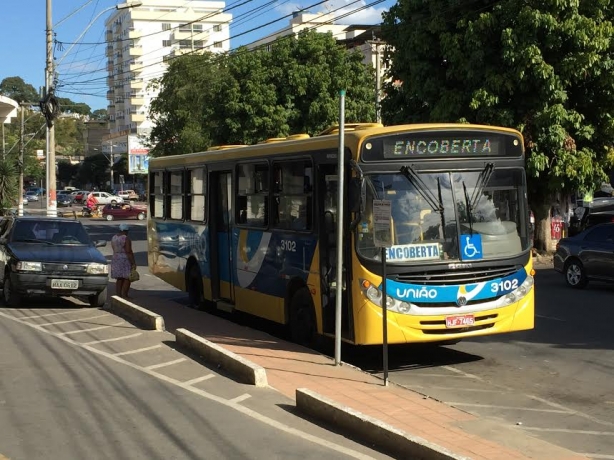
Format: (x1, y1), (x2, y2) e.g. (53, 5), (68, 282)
(0, 220), (392, 460)
(83, 220), (614, 459)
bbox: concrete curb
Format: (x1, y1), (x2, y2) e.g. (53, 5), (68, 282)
(175, 328), (268, 387)
(107, 295), (165, 331)
(296, 388), (469, 460)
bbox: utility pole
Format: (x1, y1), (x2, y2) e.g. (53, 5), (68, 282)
(367, 38), (386, 124)
(45, 0), (57, 217)
(18, 105), (25, 217)
(109, 143), (114, 190)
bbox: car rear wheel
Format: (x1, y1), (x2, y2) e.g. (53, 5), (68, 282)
(2, 273), (21, 307)
(89, 287), (107, 308)
(137, 213), (145, 220)
(565, 259), (588, 289)
(105, 214), (114, 221)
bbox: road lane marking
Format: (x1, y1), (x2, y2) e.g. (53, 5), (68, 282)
(38, 313), (108, 327)
(59, 321), (124, 336)
(82, 332), (143, 345)
(446, 402), (572, 414)
(410, 385), (504, 393)
(0, 309), (381, 460)
(579, 454), (614, 459)
(114, 344), (162, 356)
(521, 427), (614, 436)
(145, 358), (186, 370)
(230, 393), (251, 404)
(17, 310), (89, 320)
(184, 375), (215, 385)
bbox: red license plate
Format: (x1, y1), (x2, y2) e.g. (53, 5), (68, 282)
(445, 314), (475, 328)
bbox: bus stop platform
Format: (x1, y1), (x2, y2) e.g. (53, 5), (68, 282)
(124, 290), (586, 460)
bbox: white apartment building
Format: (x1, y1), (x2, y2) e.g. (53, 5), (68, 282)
(104, 0), (231, 172)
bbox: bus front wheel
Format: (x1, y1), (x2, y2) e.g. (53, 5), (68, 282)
(187, 265), (204, 309)
(289, 287), (316, 346)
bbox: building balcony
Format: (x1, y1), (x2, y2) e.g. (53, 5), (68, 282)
(130, 113), (145, 122)
(171, 30), (193, 41)
(130, 78), (144, 89)
(128, 28), (141, 39)
(128, 46), (142, 57)
(106, 45), (114, 56)
(107, 62), (114, 71)
(129, 60), (143, 72)
(130, 96), (145, 106)
(106, 90), (115, 100)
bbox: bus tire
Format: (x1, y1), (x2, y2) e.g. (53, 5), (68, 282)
(187, 265), (204, 309)
(289, 287), (316, 347)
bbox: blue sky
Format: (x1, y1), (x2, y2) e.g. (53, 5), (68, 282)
(0, 0), (391, 112)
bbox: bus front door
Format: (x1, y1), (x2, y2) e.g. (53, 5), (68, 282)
(318, 165), (353, 340)
(209, 170), (235, 306)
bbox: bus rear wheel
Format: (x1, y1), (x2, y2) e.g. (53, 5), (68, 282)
(289, 287), (316, 347)
(187, 265), (204, 309)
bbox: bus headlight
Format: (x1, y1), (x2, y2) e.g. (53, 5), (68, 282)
(360, 279), (412, 314)
(503, 275), (534, 305)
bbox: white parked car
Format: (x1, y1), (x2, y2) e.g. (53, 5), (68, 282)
(116, 189), (139, 201)
(90, 192), (124, 205)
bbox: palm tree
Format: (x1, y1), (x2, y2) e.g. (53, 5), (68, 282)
(0, 158), (18, 215)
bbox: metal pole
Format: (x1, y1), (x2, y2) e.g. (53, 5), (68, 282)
(18, 106), (24, 217)
(46, 0), (57, 217)
(381, 247), (388, 386)
(375, 43), (382, 124)
(2, 123), (5, 159)
(334, 90), (346, 366)
(110, 143), (114, 190)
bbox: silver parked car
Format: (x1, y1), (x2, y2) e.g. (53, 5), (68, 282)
(553, 223), (614, 288)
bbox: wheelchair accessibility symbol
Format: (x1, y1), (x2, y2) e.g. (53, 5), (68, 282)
(461, 234), (483, 260)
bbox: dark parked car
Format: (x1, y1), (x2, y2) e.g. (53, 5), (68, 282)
(101, 203), (146, 221)
(0, 216), (109, 307)
(553, 223), (614, 288)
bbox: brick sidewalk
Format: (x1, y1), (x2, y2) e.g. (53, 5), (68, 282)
(127, 291), (585, 460)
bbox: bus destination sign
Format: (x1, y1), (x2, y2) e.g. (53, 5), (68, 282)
(361, 131), (523, 161)
(386, 137), (500, 158)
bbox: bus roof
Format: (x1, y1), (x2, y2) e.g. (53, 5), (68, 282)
(149, 123), (524, 168)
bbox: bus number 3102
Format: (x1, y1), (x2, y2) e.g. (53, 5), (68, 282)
(281, 240), (297, 252)
(490, 279), (519, 293)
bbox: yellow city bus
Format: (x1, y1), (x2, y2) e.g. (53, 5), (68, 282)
(147, 123), (535, 345)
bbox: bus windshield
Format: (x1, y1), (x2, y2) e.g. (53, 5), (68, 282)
(356, 168), (529, 263)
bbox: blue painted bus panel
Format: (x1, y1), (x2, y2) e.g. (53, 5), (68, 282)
(383, 268), (528, 304)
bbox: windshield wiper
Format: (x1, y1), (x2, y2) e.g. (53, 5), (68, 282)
(462, 181), (474, 235)
(399, 166), (444, 214)
(14, 238), (54, 245)
(469, 162), (495, 211)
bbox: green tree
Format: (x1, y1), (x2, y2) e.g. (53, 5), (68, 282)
(148, 53), (224, 156)
(381, 0), (614, 250)
(0, 158), (18, 214)
(57, 97), (91, 116)
(91, 109), (108, 121)
(149, 30), (377, 153)
(0, 77), (39, 104)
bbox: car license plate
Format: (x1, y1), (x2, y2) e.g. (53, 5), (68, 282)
(51, 279), (79, 289)
(445, 314), (475, 328)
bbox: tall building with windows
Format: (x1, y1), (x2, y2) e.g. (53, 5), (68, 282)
(104, 0), (231, 179)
